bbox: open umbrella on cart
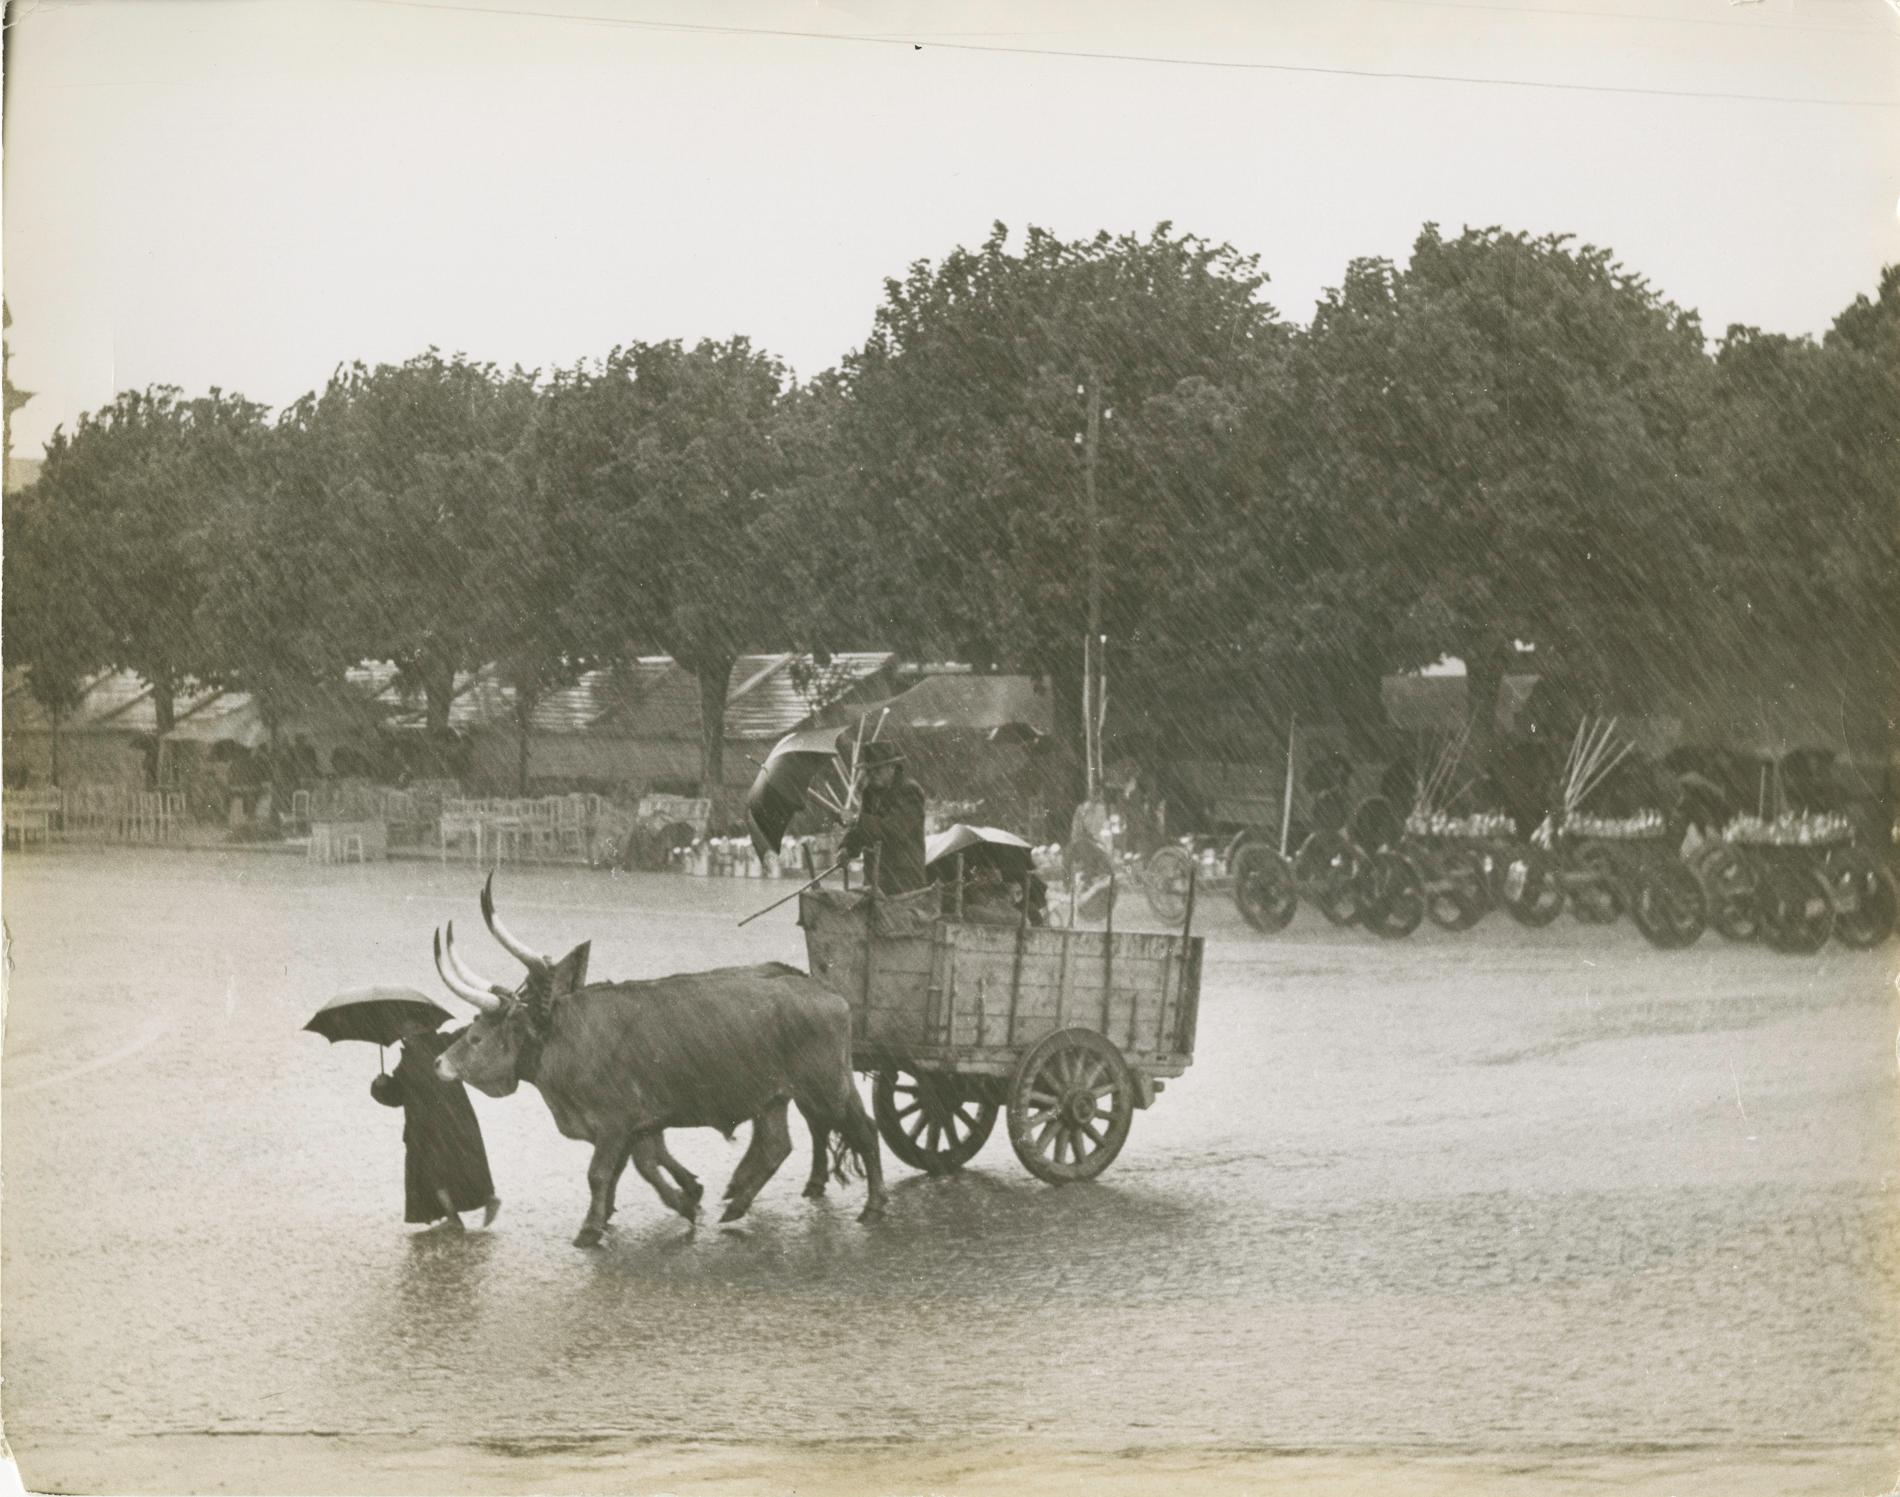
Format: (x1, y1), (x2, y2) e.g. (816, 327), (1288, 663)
(304, 987), (452, 1048)
(924, 823), (1034, 881)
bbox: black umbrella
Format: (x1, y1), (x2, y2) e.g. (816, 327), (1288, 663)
(745, 725), (852, 859)
(304, 987), (452, 1048)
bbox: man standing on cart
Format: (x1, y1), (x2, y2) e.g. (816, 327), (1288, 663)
(840, 741), (928, 894)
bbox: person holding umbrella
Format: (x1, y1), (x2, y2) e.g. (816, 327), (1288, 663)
(370, 1022), (500, 1233)
(840, 741), (928, 895)
(305, 987), (500, 1233)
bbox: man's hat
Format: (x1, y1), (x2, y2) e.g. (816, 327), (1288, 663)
(859, 740), (906, 770)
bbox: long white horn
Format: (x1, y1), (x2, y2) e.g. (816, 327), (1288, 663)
(445, 921), (512, 999)
(481, 873), (549, 971)
(435, 928), (500, 1012)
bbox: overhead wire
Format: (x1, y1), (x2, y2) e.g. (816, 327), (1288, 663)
(346, 0), (1900, 108)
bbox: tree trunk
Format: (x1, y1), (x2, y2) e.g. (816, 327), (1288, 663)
(1464, 637), (1510, 770)
(1046, 656), (1088, 821)
(695, 659), (734, 831)
(153, 677), (176, 736)
(514, 693), (534, 796)
(422, 651), (456, 737)
(50, 701), (62, 788)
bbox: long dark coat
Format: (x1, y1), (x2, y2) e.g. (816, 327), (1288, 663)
(852, 775), (927, 894)
(371, 1028), (495, 1224)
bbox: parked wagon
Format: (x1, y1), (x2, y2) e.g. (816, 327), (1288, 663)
(799, 880), (1203, 1184)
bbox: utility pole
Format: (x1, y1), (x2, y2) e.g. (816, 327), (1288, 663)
(1081, 373), (1103, 800)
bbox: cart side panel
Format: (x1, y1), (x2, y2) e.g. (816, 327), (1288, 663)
(942, 925), (1186, 1062)
(798, 889), (936, 1050)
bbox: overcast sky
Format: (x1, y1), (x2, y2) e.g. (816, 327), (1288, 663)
(4, 0), (1897, 458)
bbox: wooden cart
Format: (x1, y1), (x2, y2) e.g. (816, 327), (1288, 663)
(798, 886), (1203, 1184)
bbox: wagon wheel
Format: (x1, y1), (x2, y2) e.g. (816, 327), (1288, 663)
(1232, 844), (1298, 933)
(1568, 845), (1625, 925)
(1630, 859), (1706, 949)
(1295, 832), (1362, 926)
(1424, 846), (1487, 931)
(1142, 846), (1196, 923)
(1360, 851), (1424, 939)
(1823, 847), (1896, 949)
(873, 1069), (998, 1174)
(1759, 863), (1834, 954)
(1697, 845), (1761, 942)
(1494, 845), (1564, 927)
(1006, 1029), (1135, 1184)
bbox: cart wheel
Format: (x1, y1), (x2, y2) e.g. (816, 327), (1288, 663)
(1360, 851), (1424, 939)
(1631, 860), (1706, 949)
(1568, 845), (1625, 925)
(1142, 846), (1195, 923)
(1824, 847), (1896, 949)
(1760, 863), (1834, 954)
(1006, 1029), (1135, 1184)
(1295, 832), (1362, 926)
(1425, 846), (1488, 930)
(1696, 846), (1760, 942)
(1495, 845), (1564, 927)
(1232, 844), (1298, 932)
(873, 1069), (998, 1174)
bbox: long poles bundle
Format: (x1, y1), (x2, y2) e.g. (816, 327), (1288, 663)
(1411, 724), (1470, 818)
(1562, 715), (1632, 817)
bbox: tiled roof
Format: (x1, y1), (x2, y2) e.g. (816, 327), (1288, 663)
(869, 673), (1051, 734)
(721, 653), (895, 741)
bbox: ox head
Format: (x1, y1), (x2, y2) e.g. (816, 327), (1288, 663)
(431, 874), (591, 1096)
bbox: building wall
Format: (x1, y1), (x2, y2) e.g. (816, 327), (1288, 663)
(3, 730), (147, 787)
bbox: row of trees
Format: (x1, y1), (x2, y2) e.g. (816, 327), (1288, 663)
(6, 222), (1895, 817)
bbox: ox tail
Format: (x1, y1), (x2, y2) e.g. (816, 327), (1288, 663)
(827, 1132), (864, 1185)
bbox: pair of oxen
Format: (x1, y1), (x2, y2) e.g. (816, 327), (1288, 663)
(431, 878), (887, 1247)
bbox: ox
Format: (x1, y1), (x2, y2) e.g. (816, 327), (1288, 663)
(431, 878), (886, 1246)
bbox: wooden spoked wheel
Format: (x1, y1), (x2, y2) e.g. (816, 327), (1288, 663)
(1423, 846), (1488, 930)
(1142, 846), (1195, 922)
(1495, 845), (1564, 927)
(1360, 851), (1424, 939)
(1006, 1029), (1135, 1184)
(1631, 859), (1706, 949)
(1568, 845), (1625, 925)
(1232, 844), (1298, 932)
(1697, 845), (1761, 942)
(873, 1069), (998, 1174)
(1824, 848), (1896, 949)
(1760, 863), (1834, 954)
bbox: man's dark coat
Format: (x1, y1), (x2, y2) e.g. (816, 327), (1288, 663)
(852, 775), (928, 895)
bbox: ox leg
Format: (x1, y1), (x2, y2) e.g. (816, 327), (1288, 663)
(608, 1137), (700, 1221)
(800, 1105), (830, 1199)
(835, 1086), (887, 1223)
(576, 1133), (636, 1248)
(720, 1100), (793, 1223)
(627, 1133), (695, 1224)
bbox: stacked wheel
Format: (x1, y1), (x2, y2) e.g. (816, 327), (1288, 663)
(1494, 845), (1564, 927)
(1630, 860), (1706, 949)
(1141, 846), (1196, 923)
(1232, 844), (1299, 932)
(1759, 863), (1834, 954)
(1359, 851), (1425, 939)
(1422, 846), (1489, 931)
(1568, 845), (1625, 925)
(1823, 847), (1896, 949)
(1294, 832), (1362, 926)
(1695, 845), (1762, 943)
